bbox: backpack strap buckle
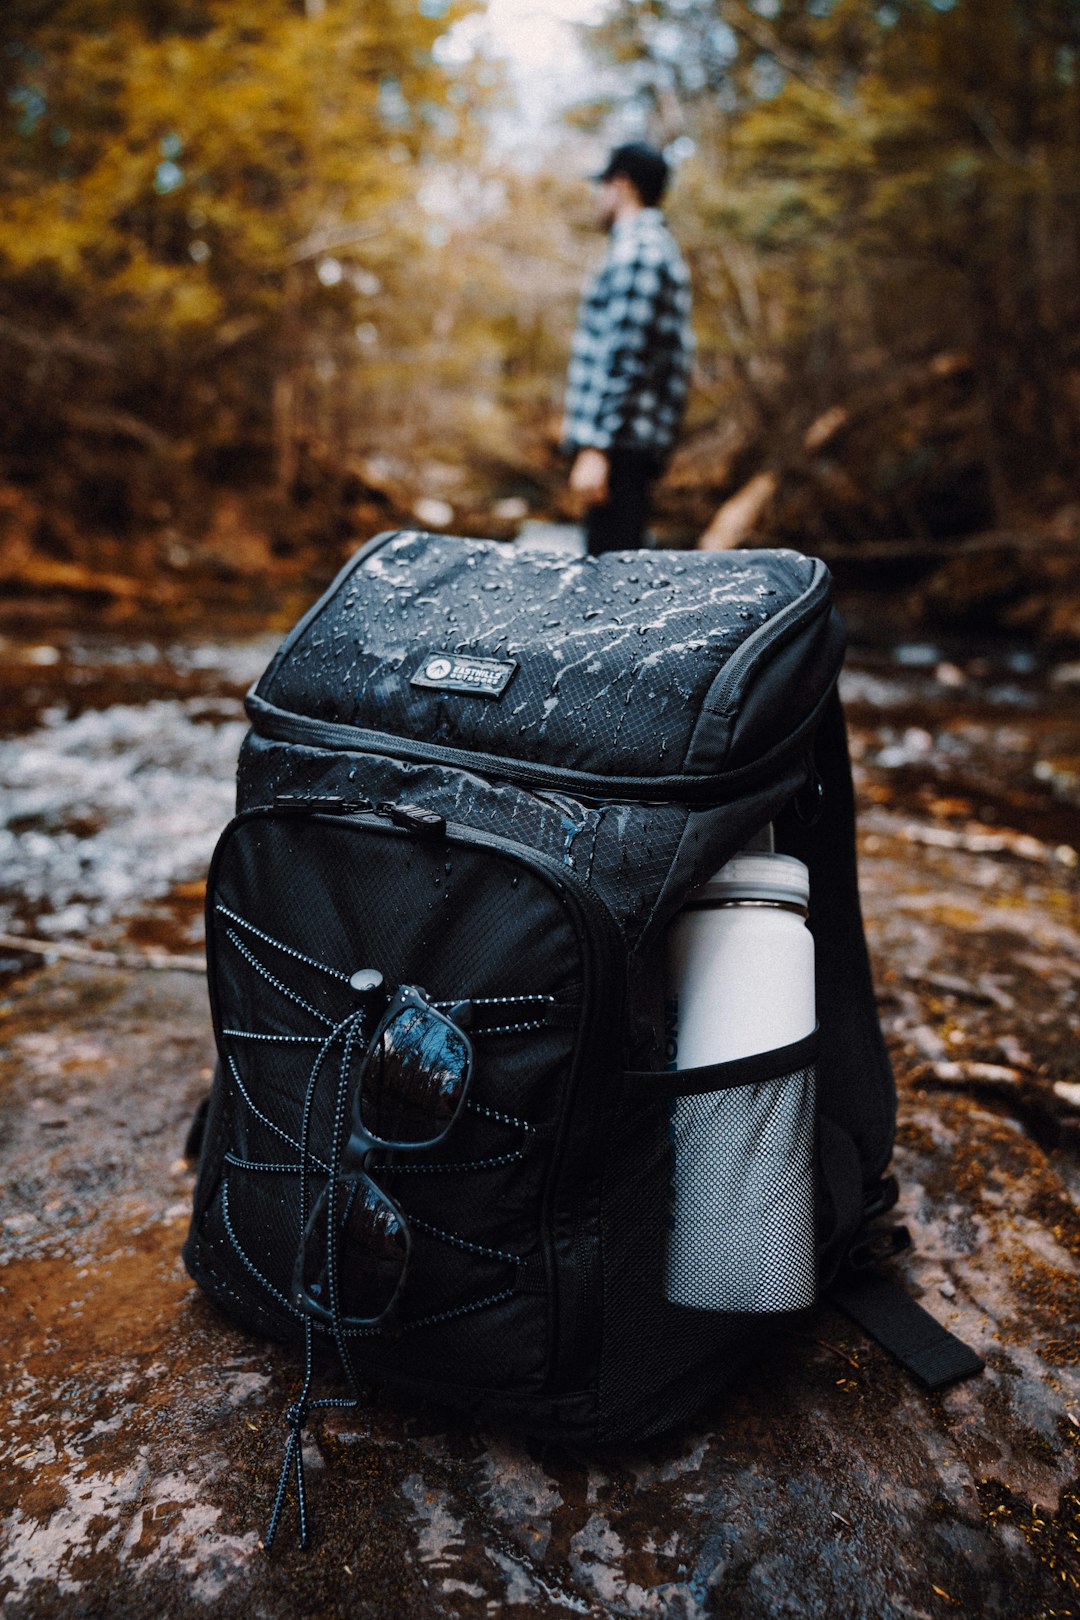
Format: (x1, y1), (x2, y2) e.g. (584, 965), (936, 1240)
(861, 1173), (900, 1223)
(846, 1221), (911, 1271)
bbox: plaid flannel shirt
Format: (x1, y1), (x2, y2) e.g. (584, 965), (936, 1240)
(562, 208), (693, 459)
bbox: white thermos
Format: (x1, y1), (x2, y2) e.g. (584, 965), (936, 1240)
(665, 847), (817, 1313)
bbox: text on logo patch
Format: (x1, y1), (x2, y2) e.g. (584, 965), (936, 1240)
(410, 653), (518, 699)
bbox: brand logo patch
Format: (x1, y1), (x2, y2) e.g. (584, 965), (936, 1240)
(410, 653), (518, 699)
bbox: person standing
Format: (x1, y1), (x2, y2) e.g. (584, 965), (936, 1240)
(562, 141), (693, 554)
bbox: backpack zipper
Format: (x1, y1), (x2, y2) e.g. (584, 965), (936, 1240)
(245, 677), (834, 808)
(697, 560), (833, 719)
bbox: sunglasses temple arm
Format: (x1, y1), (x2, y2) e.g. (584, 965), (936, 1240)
(443, 998), (473, 1029)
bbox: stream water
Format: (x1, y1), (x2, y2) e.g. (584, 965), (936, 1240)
(0, 607), (1077, 958)
(0, 627), (279, 954)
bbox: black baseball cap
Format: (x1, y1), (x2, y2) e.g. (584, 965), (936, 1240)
(592, 141), (669, 207)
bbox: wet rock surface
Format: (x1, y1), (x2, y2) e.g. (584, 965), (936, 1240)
(1, 608), (1079, 1618)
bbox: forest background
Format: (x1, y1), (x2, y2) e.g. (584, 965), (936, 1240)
(2, 0), (1079, 640)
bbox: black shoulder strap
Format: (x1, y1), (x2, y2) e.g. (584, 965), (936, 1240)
(776, 688), (897, 1192)
(828, 1268), (985, 1390)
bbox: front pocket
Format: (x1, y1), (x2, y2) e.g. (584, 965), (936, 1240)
(625, 1031), (818, 1314)
(200, 805), (594, 1391)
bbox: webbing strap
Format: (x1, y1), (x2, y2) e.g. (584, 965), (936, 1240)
(828, 1271), (985, 1391)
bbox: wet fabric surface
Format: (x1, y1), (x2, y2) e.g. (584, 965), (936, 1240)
(254, 532), (833, 778)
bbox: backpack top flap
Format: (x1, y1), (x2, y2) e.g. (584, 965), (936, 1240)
(248, 531), (845, 795)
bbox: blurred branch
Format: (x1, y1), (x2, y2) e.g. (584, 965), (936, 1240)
(699, 470), (778, 550)
(722, 1), (835, 98)
(967, 101), (1026, 166)
(0, 932), (203, 973)
(62, 405), (171, 453)
(0, 555), (178, 602)
(284, 223), (385, 265)
(0, 316), (115, 367)
(210, 314), (263, 351)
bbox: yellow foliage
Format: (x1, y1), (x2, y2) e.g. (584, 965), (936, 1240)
(0, 0), (481, 320)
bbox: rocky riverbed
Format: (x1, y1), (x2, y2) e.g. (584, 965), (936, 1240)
(0, 591), (1078, 1618)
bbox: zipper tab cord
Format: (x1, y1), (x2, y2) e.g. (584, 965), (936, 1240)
(263, 1009), (366, 1552)
(265, 1319), (315, 1550)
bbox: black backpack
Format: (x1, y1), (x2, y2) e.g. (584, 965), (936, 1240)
(184, 530), (981, 1546)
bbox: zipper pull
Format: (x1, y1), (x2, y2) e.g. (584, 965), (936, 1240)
(273, 793), (372, 814)
(384, 802), (447, 839)
(793, 751), (824, 826)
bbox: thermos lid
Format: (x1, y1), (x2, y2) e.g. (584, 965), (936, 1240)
(694, 851), (810, 908)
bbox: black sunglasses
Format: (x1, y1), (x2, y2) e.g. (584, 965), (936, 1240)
(292, 983), (473, 1329)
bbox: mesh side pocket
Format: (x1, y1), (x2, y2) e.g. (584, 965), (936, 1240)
(597, 1088), (757, 1442)
(666, 1058), (816, 1314)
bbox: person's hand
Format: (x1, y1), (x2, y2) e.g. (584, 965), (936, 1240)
(568, 448), (610, 511)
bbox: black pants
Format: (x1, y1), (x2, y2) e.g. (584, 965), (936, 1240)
(584, 448), (661, 555)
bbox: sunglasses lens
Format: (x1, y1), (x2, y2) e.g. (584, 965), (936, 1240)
(357, 1005), (471, 1146)
(299, 1177), (408, 1322)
